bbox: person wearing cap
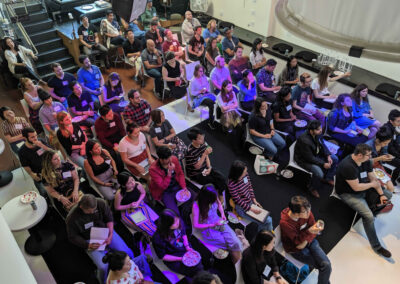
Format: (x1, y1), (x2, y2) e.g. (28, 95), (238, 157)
(78, 14), (109, 68)
(162, 51), (187, 99)
(256, 58), (281, 103)
(47, 62), (76, 109)
(221, 27), (242, 63)
(145, 20), (164, 51)
(228, 46), (251, 84)
(210, 55), (232, 93)
(100, 10), (125, 48)
(66, 194), (137, 283)
(181, 10), (201, 44)
(188, 25), (205, 63)
(140, 0), (159, 30)
(123, 29), (142, 82)
(67, 81), (97, 128)
(141, 39), (163, 98)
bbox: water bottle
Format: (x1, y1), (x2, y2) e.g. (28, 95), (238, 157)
(30, 200), (38, 211)
(284, 49), (289, 56)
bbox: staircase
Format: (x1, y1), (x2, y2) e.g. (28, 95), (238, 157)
(14, 2), (78, 81)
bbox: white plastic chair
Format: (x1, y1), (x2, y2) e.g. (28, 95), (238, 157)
(20, 99), (30, 119)
(288, 141), (313, 176)
(245, 123), (264, 155)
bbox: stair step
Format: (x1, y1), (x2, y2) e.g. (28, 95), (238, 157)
(35, 38), (64, 53)
(37, 47), (69, 63)
(36, 56), (75, 74)
(23, 10), (48, 23)
(30, 28), (58, 44)
(24, 19), (53, 34)
(14, 3), (42, 15)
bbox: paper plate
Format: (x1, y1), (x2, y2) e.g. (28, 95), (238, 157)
(262, 43), (269, 48)
(333, 70), (344, 76)
(182, 250), (201, 267)
(374, 168), (386, 179)
(21, 191), (37, 204)
(118, 101), (129, 107)
(227, 214), (239, 224)
(294, 120), (307, 128)
(281, 169), (294, 179)
(81, 5), (94, 10)
(213, 249), (229, 259)
(176, 189), (191, 203)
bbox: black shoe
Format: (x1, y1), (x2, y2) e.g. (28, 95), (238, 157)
(207, 121), (216, 130)
(376, 247), (391, 258)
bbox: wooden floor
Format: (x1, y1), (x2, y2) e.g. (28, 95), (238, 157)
(0, 64), (172, 171)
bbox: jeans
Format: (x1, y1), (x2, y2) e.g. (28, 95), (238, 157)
(83, 44), (108, 67)
(297, 154), (338, 189)
(339, 188), (392, 250)
(251, 133), (286, 158)
(291, 239), (331, 284)
(14, 65), (41, 81)
(200, 98), (215, 124)
(146, 67), (163, 94)
(70, 151), (86, 168)
(331, 133), (368, 147)
(236, 204), (273, 231)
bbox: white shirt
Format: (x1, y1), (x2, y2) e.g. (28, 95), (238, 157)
(311, 78), (330, 95)
(249, 50), (265, 67)
(118, 132), (146, 159)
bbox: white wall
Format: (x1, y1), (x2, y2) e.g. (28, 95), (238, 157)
(206, 0), (400, 81)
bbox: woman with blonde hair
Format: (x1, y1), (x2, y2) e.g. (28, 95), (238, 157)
(20, 77), (44, 134)
(203, 19), (222, 43)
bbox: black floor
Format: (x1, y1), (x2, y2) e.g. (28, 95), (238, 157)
(33, 121), (356, 283)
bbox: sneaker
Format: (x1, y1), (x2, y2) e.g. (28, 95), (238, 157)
(207, 121), (216, 130)
(376, 247), (392, 258)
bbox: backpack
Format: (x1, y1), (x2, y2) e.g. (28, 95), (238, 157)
(280, 260), (310, 284)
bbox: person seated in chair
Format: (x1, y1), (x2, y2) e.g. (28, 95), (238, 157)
(123, 29), (142, 83)
(0, 106), (30, 153)
(67, 81), (97, 127)
(162, 51), (187, 99)
(185, 128), (228, 201)
(95, 105), (125, 172)
(100, 10), (125, 48)
(238, 70), (257, 112)
(181, 10), (201, 44)
(103, 72), (126, 114)
(47, 63), (76, 108)
(78, 14), (108, 68)
(162, 29), (184, 63)
(149, 146), (193, 218)
(210, 55), (232, 94)
(140, 0), (159, 30)
(141, 40), (163, 98)
(205, 37), (220, 74)
(280, 196), (331, 284)
(202, 19), (223, 44)
(188, 26), (205, 63)
(77, 55), (105, 104)
(66, 194), (136, 284)
(221, 27), (242, 63)
(291, 72), (325, 129)
(382, 109), (400, 186)
(145, 20), (164, 52)
(190, 64), (217, 129)
(277, 56), (299, 87)
(249, 38), (267, 75)
(122, 89), (152, 133)
(327, 93), (368, 147)
(335, 143), (393, 258)
(18, 127), (52, 197)
(121, 18), (146, 41)
(249, 97), (286, 160)
(228, 46), (250, 84)
(256, 59), (281, 103)
(294, 120), (338, 198)
(20, 77), (44, 135)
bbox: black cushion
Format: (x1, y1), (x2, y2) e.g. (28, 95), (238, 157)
(295, 50), (317, 62)
(375, 83), (400, 98)
(272, 43), (293, 54)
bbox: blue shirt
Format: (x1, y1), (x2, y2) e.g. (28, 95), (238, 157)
(221, 36), (239, 62)
(291, 85), (312, 108)
(77, 65), (102, 91)
(202, 28), (220, 44)
(352, 100), (371, 119)
(238, 80), (256, 102)
(129, 22), (146, 38)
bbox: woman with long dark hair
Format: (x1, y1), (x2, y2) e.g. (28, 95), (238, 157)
(205, 37), (220, 73)
(351, 83), (381, 139)
(83, 139), (119, 200)
(278, 55), (299, 87)
(327, 93), (368, 146)
(114, 172), (157, 236)
(238, 69), (257, 112)
(242, 230), (287, 284)
(103, 72), (125, 114)
(0, 106), (30, 153)
(192, 184), (242, 264)
(249, 38), (266, 74)
(20, 77), (44, 135)
(272, 86), (297, 142)
(162, 51), (187, 99)
(153, 209), (203, 277)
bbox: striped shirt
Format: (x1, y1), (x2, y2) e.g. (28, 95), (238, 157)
(228, 173), (255, 211)
(1, 116), (30, 137)
(185, 143), (207, 177)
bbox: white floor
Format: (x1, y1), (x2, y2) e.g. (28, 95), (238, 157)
(303, 192), (400, 284)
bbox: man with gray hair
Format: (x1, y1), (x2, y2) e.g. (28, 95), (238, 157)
(181, 10), (201, 44)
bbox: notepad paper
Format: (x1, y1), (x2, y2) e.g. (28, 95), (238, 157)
(129, 210), (147, 224)
(246, 205), (269, 223)
(90, 227), (109, 251)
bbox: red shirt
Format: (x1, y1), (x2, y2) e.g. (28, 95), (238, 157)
(279, 207), (316, 253)
(94, 114), (126, 149)
(162, 39), (181, 54)
(149, 155), (186, 200)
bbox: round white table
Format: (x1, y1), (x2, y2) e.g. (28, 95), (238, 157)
(0, 138), (13, 187)
(1, 195), (56, 255)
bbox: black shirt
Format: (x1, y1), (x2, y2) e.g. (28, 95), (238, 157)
(188, 36), (205, 53)
(67, 92), (93, 112)
(18, 139), (49, 174)
(149, 120), (173, 142)
(57, 123), (86, 155)
(242, 247), (279, 283)
(145, 30), (163, 50)
(123, 38), (142, 56)
(272, 99), (293, 119)
(164, 61), (181, 89)
(43, 161), (75, 196)
(47, 72), (75, 99)
(153, 225), (187, 259)
(248, 109), (273, 135)
(336, 155), (373, 195)
(78, 24), (97, 44)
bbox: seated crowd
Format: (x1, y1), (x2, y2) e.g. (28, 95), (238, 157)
(1, 7), (400, 284)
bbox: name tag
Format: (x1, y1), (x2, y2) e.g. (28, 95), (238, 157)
(286, 105), (292, 111)
(172, 42), (177, 46)
(84, 222), (93, 230)
(271, 75), (275, 81)
(82, 31), (88, 36)
(270, 119), (273, 125)
(105, 159), (111, 164)
(141, 144), (146, 151)
(54, 105), (61, 112)
(243, 177), (248, 184)
(62, 80), (68, 86)
(36, 148), (45, 156)
(263, 265), (272, 278)
(144, 108), (150, 114)
(153, 12), (157, 16)
(78, 130), (82, 137)
(15, 124), (23, 130)
(81, 100), (88, 107)
(109, 122), (116, 128)
(62, 171), (72, 179)
(155, 127), (161, 133)
(95, 74), (100, 80)
(360, 171), (367, 179)
(300, 223), (307, 230)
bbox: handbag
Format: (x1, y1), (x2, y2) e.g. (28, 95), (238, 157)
(254, 155), (278, 175)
